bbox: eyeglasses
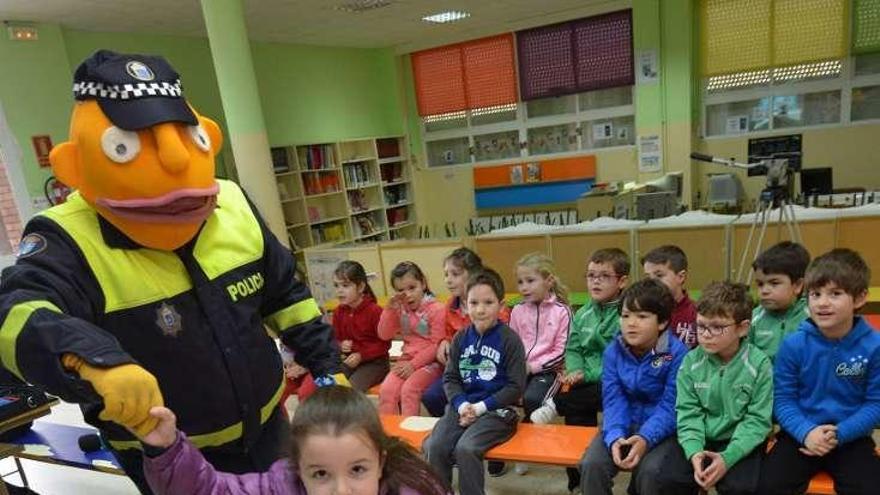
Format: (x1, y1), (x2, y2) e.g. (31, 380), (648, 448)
(586, 272), (619, 283)
(696, 322), (736, 336)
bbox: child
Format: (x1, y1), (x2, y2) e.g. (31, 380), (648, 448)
(507, 252), (571, 475)
(749, 241), (811, 360)
(141, 386), (449, 495)
(278, 344), (308, 419)
(423, 268), (526, 495)
(642, 245), (697, 348)
(531, 248), (630, 491)
(658, 282), (772, 495)
(423, 248), (511, 417)
(759, 249), (880, 493)
(377, 261), (446, 416)
(579, 279), (687, 495)
(297, 261), (388, 401)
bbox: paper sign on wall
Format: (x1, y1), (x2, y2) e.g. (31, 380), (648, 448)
(31, 135), (53, 168)
(638, 134), (662, 173)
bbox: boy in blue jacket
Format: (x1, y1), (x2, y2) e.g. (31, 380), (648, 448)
(760, 248), (880, 494)
(579, 279), (688, 495)
(423, 268), (526, 495)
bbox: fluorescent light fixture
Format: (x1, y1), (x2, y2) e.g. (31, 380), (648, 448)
(422, 10), (470, 24)
(334, 0), (393, 13)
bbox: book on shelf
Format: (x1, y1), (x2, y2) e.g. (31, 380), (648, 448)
(300, 144), (335, 170)
(348, 190), (368, 211)
(380, 163), (403, 183)
(387, 207), (408, 226)
(303, 171), (340, 196)
(376, 138), (400, 159)
(384, 186), (406, 205)
(344, 162), (371, 187)
(271, 147), (289, 172)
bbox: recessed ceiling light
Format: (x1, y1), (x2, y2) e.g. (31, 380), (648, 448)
(422, 11), (471, 24)
(334, 0), (393, 13)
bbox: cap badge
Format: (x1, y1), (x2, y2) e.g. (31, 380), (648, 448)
(126, 61), (155, 82)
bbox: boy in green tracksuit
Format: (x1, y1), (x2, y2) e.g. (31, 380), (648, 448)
(749, 241), (811, 360)
(658, 282), (773, 495)
(530, 247), (629, 491)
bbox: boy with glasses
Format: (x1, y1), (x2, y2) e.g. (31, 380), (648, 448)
(531, 248), (629, 492)
(657, 282), (772, 495)
(759, 249), (880, 494)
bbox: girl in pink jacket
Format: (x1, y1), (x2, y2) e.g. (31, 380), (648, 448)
(507, 253), (571, 474)
(142, 386), (448, 495)
(378, 261), (446, 416)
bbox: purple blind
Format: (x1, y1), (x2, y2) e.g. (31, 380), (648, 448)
(573, 10), (634, 92)
(517, 9), (633, 100)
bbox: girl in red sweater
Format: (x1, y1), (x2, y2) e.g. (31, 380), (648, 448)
(298, 261), (388, 401)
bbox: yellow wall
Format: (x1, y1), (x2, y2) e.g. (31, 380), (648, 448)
(696, 124), (880, 207)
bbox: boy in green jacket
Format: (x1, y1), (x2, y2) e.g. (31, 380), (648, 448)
(749, 241), (811, 360)
(657, 282), (773, 495)
(531, 247), (629, 491)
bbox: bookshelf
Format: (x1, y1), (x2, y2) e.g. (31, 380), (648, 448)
(270, 136), (416, 253)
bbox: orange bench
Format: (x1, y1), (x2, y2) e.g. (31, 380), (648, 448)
(380, 414), (596, 466)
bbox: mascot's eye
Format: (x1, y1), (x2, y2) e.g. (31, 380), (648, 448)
(101, 126), (141, 164)
(188, 125), (211, 152)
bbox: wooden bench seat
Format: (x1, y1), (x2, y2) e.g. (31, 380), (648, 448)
(380, 415), (595, 467)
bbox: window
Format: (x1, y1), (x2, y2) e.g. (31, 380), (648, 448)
(703, 55), (880, 137)
(423, 86), (635, 167)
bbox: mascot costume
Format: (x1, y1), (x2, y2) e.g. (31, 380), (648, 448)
(0, 50), (347, 493)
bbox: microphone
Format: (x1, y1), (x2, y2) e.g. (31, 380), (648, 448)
(689, 152), (714, 162)
(78, 433), (102, 453)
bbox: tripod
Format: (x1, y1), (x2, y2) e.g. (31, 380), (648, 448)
(690, 153), (802, 284)
(734, 185), (802, 284)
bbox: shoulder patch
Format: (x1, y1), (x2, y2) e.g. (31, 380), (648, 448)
(17, 233), (47, 258)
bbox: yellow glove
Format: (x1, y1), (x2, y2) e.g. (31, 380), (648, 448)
(62, 354), (164, 438)
(333, 372), (351, 388)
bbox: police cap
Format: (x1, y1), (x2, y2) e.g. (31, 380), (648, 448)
(72, 49), (198, 131)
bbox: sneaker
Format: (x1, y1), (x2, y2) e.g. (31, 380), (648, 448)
(514, 462), (529, 475)
(487, 461), (507, 477)
(530, 399), (558, 424)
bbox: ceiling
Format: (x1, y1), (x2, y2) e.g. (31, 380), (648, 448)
(0, 0), (626, 53)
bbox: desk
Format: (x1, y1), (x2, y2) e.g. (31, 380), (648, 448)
(0, 399), (57, 493)
(2, 422), (124, 476)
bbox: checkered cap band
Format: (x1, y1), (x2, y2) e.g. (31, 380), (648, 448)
(72, 79), (184, 100)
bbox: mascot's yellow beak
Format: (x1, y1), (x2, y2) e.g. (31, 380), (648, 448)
(49, 100), (224, 251)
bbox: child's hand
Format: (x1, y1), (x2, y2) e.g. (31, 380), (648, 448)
(392, 361), (414, 378)
(139, 406), (178, 449)
(611, 438), (627, 466)
(389, 293), (405, 310)
(616, 435), (647, 470)
(458, 404), (476, 427)
(802, 424), (838, 456)
(436, 340), (450, 365)
(286, 363), (307, 379)
(563, 370), (584, 386)
(343, 352), (362, 369)
(340, 340), (353, 354)
(693, 451), (727, 489)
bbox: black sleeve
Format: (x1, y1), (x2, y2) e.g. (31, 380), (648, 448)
(244, 196), (341, 377)
(0, 217), (133, 403)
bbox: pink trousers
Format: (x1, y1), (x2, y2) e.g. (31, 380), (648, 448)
(378, 362), (442, 416)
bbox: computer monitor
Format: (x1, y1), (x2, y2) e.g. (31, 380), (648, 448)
(800, 167), (833, 196)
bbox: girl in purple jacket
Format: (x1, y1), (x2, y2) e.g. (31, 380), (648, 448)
(141, 386), (448, 495)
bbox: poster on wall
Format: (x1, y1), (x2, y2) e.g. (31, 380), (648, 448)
(637, 49), (659, 84)
(593, 122), (613, 141)
(306, 252), (348, 307)
(31, 135), (53, 168)
(638, 134), (662, 173)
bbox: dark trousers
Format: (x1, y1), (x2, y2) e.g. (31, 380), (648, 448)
(556, 381), (602, 488)
(421, 376), (446, 417)
(346, 357), (390, 392)
(523, 371), (557, 418)
(109, 406), (288, 494)
(423, 406), (519, 495)
(580, 434), (677, 495)
(656, 439), (764, 495)
(758, 432), (880, 495)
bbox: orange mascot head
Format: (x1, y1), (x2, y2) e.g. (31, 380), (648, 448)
(49, 50), (224, 251)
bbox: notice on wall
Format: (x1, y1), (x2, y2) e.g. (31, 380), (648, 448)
(637, 49), (659, 84)
(593, 122), (614, 141)
(31, 135), (53, 168)
(638, 134), (662, 173)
